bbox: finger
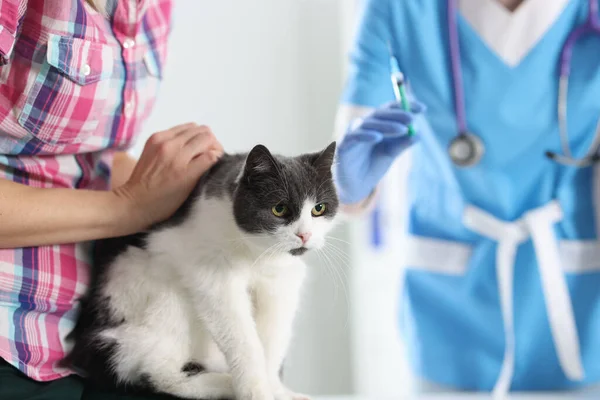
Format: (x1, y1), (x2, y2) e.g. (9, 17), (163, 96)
(179, 126), (221, 155)
(204, 134), (223, 154)
(180, 130), (220, 162)
(212, 139), (224, 154)
(360, 118), (408, 135)
(337, 130), (385, 157)
(371, 108), (414, 124)
(369, 136), (417, 178)
(387, 100), (426, 113)
(150, 126), (208, 160)
(173, 125), (210, 148)
(153, 122), (199, 143)
(341, 129), (383, 145)
(175, 124), (212, 139)
(187, 150), (221, 178)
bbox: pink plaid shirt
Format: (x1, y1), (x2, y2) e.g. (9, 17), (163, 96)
(0, 0), (172, 381)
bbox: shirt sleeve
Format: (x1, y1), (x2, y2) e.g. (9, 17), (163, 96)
(340, 0), (395, 108)
(334, 0), (395, 214)
(0, 0), (28, 66)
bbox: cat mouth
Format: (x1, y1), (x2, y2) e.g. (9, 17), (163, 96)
(289, 247), (308, 256)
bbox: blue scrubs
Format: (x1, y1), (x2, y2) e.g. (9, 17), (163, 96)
(341, 0), (600, 392)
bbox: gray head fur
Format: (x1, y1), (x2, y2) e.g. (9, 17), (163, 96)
(232, 141), (338, 233)
(203, 142), (338, 228)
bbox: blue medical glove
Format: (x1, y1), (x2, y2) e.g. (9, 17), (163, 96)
(335, 100), (425, 205)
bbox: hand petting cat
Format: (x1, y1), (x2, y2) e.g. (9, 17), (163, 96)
(113, 122), (223, 234)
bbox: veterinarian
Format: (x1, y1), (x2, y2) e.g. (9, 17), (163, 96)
(335, 0), (600, 395)
(0, 1), (223, 399)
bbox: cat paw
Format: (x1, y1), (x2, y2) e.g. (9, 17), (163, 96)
(238, 382), (274, 400)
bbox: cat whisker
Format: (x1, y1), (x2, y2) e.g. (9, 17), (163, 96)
(267, 152), (290, 194)
(265, 242), (286, 265)
(323, 244), (348, 304)
(324, 242), (352, 266)
(252, 240), (289, 269)
(216, 232), (276, 247)
(318, 245), (352, 331)
(221, 234), (271, 243)
(316, 248), (340, 300)
(249, 241), (283, 270)
(324, 245), (352, 293)
(325, 235), (352, 246)
(321, 243), (352, 329)
(323, 244), (350, 290)
(320, 247), (342, 302)
(316, 177), (334, 194)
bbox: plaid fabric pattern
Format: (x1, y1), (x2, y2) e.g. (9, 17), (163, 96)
(0, 0), (172, 381)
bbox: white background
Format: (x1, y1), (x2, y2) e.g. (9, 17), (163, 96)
(131, 0), (412, 397)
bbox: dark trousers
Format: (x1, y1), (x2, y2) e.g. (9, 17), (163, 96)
(0, 359), (178, 400)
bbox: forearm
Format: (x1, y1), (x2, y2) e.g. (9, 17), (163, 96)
(0, 178), (133, 249)
(334, 104), (379, 215)
(340, 187), (378, 215)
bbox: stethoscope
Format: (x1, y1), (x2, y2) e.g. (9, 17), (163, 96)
(447, 0), (600, 167)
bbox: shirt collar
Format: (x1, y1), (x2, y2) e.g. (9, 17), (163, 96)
(459, 0), (571, 67)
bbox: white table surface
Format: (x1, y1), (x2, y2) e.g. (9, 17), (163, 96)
(316, 394), (597, 399)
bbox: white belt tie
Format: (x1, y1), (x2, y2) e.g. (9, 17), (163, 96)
(463, 201), (584, 398)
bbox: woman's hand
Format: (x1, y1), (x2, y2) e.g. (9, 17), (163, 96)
(113, 123), (223, 231)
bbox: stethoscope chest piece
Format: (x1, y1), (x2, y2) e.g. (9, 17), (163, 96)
(448, 132), (485, 167)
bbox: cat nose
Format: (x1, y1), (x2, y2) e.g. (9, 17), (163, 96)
(296, 232), (312, 245)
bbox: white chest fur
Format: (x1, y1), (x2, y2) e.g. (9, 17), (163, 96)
(99, 196), (310, 400)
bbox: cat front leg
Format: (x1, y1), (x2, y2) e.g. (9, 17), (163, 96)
(191, 272), (273, 400)
(254, 258), (310, 400)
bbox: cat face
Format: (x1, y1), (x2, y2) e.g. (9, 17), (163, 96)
(233, 142), (339, 256)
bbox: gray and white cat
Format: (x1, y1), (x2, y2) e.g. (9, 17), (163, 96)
(61, 142), (339, 400)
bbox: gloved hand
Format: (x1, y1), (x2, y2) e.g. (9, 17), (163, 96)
(334, 100), (425, 205)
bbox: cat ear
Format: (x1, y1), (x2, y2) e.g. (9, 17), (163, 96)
(308, 141), (337, 175)
(245, 144), (277, 175)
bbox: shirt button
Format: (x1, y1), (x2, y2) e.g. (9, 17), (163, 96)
(124, 101), (134, 116)
(123, 38), (135, 49)
(82, 64), (91, 76)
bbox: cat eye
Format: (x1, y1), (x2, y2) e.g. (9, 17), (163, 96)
(312, 203), (326, 216)
(272, 204), (289, 217)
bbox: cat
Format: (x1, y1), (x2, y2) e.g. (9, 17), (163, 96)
(60, 141), (339, 400)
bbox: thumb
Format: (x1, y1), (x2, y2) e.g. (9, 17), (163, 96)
(339, 129), (384, 153)
(388, 100), (426, 114)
